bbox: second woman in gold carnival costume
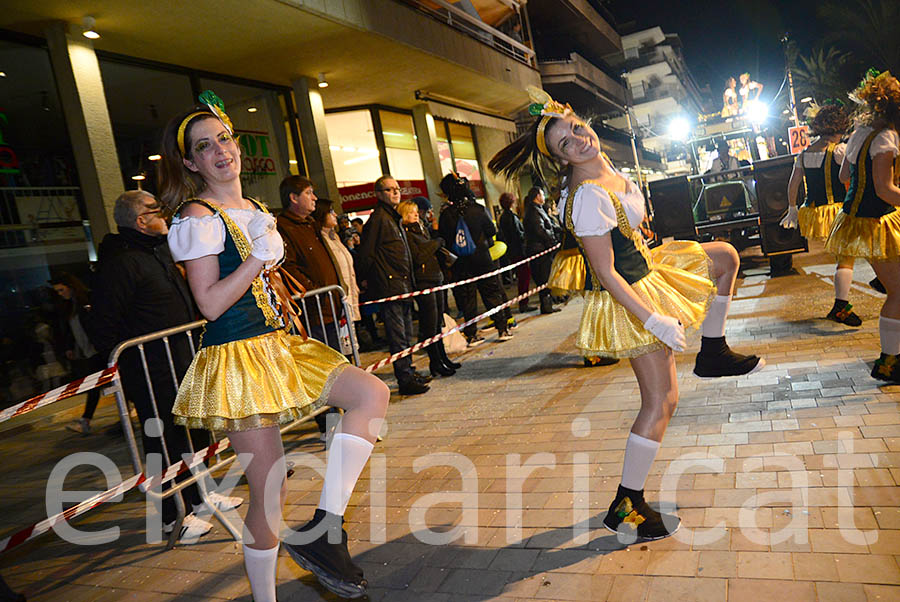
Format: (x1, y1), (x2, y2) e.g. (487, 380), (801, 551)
(781, 102), (862, 326)
(159, 92), (388, 600)
(825, 70), (900, 382)
(489, 88), (764, 541)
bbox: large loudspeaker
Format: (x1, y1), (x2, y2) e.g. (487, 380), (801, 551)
(649, 176), (695, 238)
(754, 155), (796, 223)
(755, 155), (807, 256)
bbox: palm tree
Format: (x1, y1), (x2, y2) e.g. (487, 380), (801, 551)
(792, 47), (852, 102)
(818, 0), (900, 74)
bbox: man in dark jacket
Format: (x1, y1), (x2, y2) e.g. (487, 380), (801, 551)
(358, 176), (429, 395)
(90, 190), (241, 541)
(497, 192), (534, 313)
(523, 187), (561, 314)
(438, 173), (512, 345)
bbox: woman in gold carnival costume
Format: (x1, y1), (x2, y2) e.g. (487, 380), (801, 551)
(158, 91), (388, 600)
(825, 70), (900, 382)
(781, 102), (861, 326)
(489, 88), (764, 541)
(722, 76), (739, 118)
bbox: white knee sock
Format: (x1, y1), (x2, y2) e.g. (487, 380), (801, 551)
(620, 432), (661, 491)
(318, 433), (374, 516)
(701, 295), (732, 338)
(834, 267), (853, 301)
(880, 316), (900, 355)
(243, 544), (278, 602)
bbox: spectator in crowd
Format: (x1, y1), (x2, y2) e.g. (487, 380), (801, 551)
(399, 200), (460, 377)
(89, 190), (242, 540)
(358, 175), (430, 395)
(523, 186), (561, 314)
(498, 191), (534, 313)
(50, 273), (104, 435)
(438, 172), (513, 346)
(351, 217), (364, 236)
(313, 197), (361, 345)
(276, 176), (344, 434)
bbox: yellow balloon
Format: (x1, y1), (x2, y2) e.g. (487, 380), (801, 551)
(489, 240), (507, 261)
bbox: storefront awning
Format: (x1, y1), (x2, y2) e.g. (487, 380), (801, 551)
(426, 101), (517, 133)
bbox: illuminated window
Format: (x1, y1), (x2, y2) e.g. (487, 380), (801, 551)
(324, 110), (382, 188)
(379, 110), (423, 180)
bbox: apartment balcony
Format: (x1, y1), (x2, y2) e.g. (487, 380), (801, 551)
(539, 52), (626, 115)
(527, 0), (621, 67)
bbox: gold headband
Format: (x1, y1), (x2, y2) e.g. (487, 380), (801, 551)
(177, 111), (210, 156)
(536, 115), (554, 157)
(527, 85), (573, 158)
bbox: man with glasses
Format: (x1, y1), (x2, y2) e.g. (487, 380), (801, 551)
(358, 176), (430, 395)
(89, 190), (242, 542)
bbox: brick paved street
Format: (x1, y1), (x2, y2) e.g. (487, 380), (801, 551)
(2, 241), (900, 601)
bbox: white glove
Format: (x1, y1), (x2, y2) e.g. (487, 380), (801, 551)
(780, 205), (799, 229)
(246, 212), (283, 262)
(643, 312), (685, 352)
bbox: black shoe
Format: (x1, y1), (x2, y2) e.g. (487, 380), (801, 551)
(430, 362), (455, 377)
(398, 379), (430, 395)
(584, 356), (619, 367)
(870, 277), (887, 294)
(540, 295), (561, 314)
(285, 509), (367, 598)
(439, 346), (461, 369)
(871, 353), (900, 383)
(603, 485), (680, 542)
(693, 336), (764, 378)
(825, 301), (862, 327)
(519, 303), (536, 313)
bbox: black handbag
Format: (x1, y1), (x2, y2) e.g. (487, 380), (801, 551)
(438, 246), (458, 268)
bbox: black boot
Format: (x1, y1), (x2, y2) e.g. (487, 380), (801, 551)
(871, 353), (900, 382)
(825, 299), (862, 326)
(693, 336), (764, 378)
(539, 293), (560, 314)
(285, 509), (367, 598)
(438, 341), (461, 369)
(603, 484), (680, 542)
(428, 345), (455, 376)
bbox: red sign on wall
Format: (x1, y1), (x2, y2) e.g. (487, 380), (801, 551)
(339, 179), (429, 212)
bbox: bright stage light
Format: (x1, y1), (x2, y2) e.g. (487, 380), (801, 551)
(746, 101), (768, 124)
(668, 117), (691, 141)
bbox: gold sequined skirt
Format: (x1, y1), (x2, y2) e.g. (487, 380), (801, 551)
(799, 203), (842, 241)
(173, 329), (349, 432)
(576, 240), (716, 359)
(824, 210), (900, 261)
(548, 249), (587, 296)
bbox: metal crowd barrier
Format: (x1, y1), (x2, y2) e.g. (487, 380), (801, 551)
(105, 284), (357, 549)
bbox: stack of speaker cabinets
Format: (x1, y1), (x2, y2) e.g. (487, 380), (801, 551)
(647, 176), (696, 240)
(754, 155), (808, 257)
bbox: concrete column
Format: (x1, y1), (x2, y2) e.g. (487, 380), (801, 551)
(411, 104), (445, 214)
(45, 22), (121, 243)
(291, 77), (341, 204)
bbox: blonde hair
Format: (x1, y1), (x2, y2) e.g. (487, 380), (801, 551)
(397, 200), (418, 221)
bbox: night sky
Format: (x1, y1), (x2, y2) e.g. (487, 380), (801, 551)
(609, 0), (823, 110)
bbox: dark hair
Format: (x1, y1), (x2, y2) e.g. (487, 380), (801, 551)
(157, 108), (219, 212)
(488, 115), (571, 188)
(312, 197), (334, 229)
(810, 104), (850, 137)
(374, 174), (395, 192)
(499, 192), (516, 210)
(524, 187), (544, 205)
(49, 272), (90, 308)
(351, 217), (363, 226)
(280, 175), (314, 209)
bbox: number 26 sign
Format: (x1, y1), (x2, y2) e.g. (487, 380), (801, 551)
(788, 125), (810, 154)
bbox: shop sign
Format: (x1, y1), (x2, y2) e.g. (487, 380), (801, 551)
(237, 129), (277, 182)
(339, 179), (429, 212)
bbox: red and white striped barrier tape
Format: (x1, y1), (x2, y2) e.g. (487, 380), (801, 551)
(358, 243), (561, 306)
(137, 437), (232, 493)
(364, 282), (549, 373)
(0, 366), (119, 425)
(0, 470), (145, 554)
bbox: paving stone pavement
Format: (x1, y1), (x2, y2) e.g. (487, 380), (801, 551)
(2, 241), (900, 601)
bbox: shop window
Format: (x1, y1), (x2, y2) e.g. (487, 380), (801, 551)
(99, 60), (194, 195)
(379, 110), (423, 181)
(447, 122), (483, 197)
(325, 110), (382, 188)
(434, 118), (454, 179)
(199, 79), (292, 209)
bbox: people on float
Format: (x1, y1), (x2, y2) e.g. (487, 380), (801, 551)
(158, 91), (388, 600)
(824, 70), (900, 382)
(722, 77), (739, 118)
(489, 88), (764, 541)
(781, 102), (860, 326)
(738, 72), (763, 111)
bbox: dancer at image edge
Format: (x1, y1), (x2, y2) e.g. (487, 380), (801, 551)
(781, 102), (861, 326)
(489, 87), (764, 541)
(824, 70), (900, 382)
(159, 91), (388, 600)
